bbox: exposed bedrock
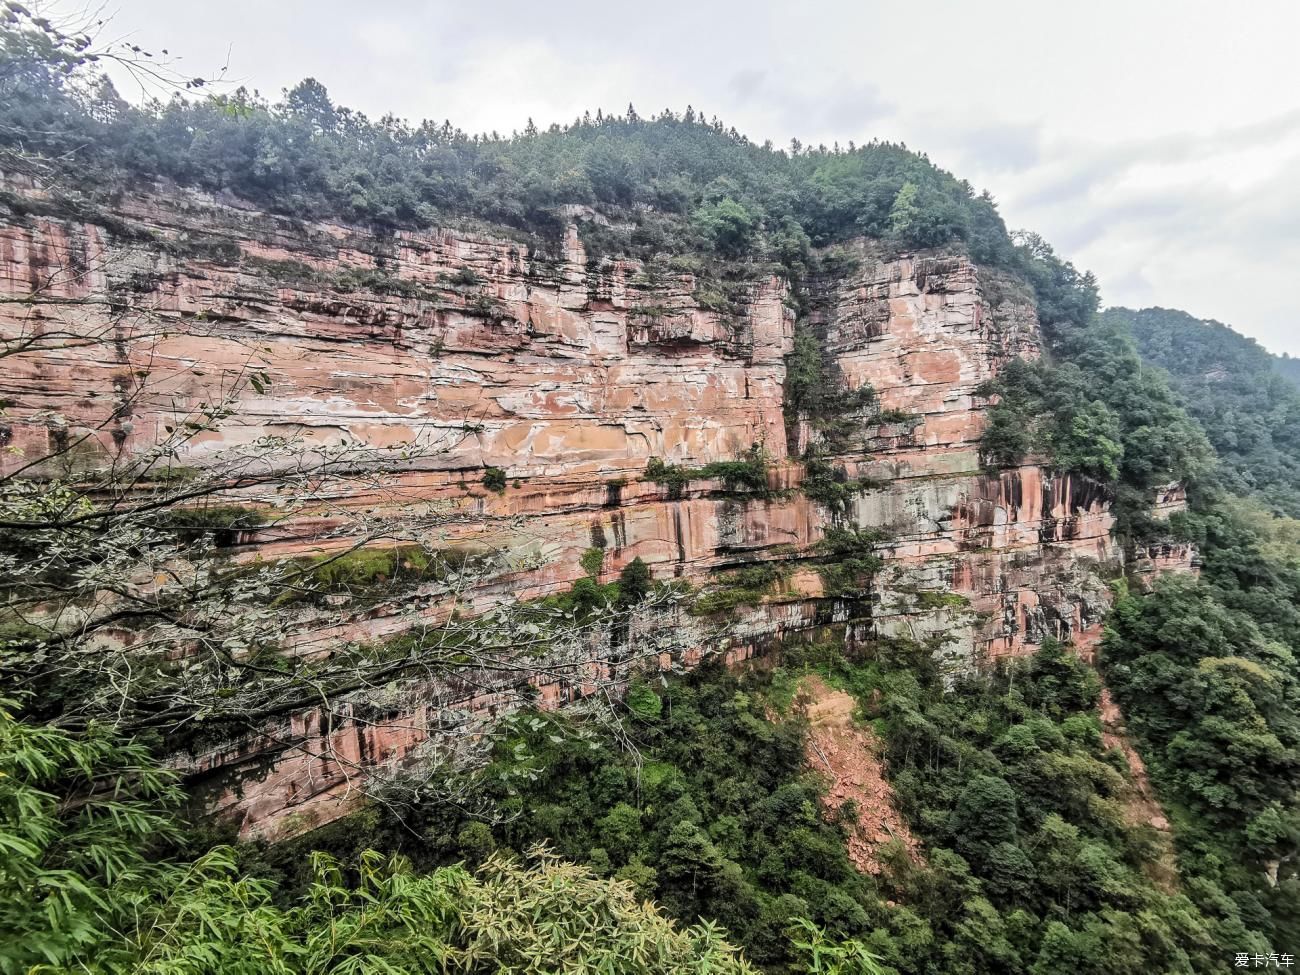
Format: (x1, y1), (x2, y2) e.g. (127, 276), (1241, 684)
(0, 184), (1190, 837)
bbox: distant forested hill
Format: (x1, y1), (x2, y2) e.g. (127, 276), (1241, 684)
(1105, 306), (1300, 516)
(1274, 352), (1300, 387)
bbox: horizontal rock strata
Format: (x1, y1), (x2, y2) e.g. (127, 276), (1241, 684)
(0, 183), (1173, 838)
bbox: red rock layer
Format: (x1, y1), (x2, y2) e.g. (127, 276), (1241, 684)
(0, 184), (1178, 837)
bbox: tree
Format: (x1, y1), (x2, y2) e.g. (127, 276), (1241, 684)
(951, 774), (1019, 855)
(617, 557), (653, 609)
(281, 78), (337, 133)
(692, 197), (757, 256)
(0, 700), (760, 973)
(1115, 305), (1300, 518)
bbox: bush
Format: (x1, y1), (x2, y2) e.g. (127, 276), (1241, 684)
(579, 547), (605, 579)
(615, 557), (651, 609)
(802, 455), (879, 514)
(689, 563), (790, 616)
(274, 544), (462, 607)
(644, 447), (769, 499)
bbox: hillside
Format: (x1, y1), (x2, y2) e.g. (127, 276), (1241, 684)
(1, 10), (1297, 974)
(1108, 306), (1300, 516)
(1274, 353), (1300, 387)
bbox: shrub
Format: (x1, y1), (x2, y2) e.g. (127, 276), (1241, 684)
(643, 446), (769, 499)
(579, 547), (605, 579)
(615, 557), (651, 609)
(689, 563), (789, 616)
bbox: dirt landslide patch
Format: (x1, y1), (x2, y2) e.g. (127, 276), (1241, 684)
(796, 676), (922, 875)
(1099, 686), (1179, 891)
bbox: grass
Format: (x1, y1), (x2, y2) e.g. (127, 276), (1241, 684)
(911, 590), (972, 611)
(272, 544), (477, 607)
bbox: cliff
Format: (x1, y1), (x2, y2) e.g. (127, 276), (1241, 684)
(0, 183), (1180, 837)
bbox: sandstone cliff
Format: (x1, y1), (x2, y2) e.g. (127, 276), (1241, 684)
(0, 182), (1186, 837)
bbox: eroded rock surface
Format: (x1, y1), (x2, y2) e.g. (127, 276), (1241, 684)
(0, 184), (1182, 837)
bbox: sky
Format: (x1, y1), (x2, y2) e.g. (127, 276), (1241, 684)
(68, 0), (1300, 354)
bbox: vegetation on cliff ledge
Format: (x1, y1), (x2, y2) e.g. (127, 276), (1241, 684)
(643, 446), (772, 499)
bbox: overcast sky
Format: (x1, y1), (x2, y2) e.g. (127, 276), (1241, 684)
(73, 0), (1300, 354)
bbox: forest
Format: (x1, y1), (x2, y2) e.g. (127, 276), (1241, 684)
(1, 8), (1298, 973)
(1109, 307), (1300, 518)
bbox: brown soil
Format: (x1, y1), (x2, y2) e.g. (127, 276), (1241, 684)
(1100, 686), (1180, 891)
(796, 675), (922, 874)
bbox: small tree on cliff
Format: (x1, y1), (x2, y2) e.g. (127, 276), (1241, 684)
(616, 556), (653, 609)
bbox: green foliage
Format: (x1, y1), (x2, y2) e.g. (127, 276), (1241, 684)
(693, 197), (759, 257)
(447, 266), (481, 287)
(979, 314), (1210, 534)
(6, 12), (1298, 970)
(697, 450), (772, 493)
(787, 917), (886, 975)
(153, 503), (266, 546)
(616, 557), (652, 610)
(275, 543), (461, 607)
(311, 663), (893, 972)
(643, 457), (694, 499)
(996, 305), (1300, 951)
(885, 180), (970, 250)
(295, 641), (1258, 974)
(689, 563), (792, 616)
(1115, 305), (1300, 517)
(0, 702), (758, 973)
(783, 329), (878, 452)
(784, 329), (827, 420)
(1101, 571), (1300, 942)
(977, 292), (1300, 957)
(644, 446), (770, 499)
(626, 681), (664, 721)
(537, 576), (622, 621)
(909, 590), (971, 612)
(0, 699), (180, 973)
(814, 527), (887, 598)
(1274, 352), (1300, 387)
(860, 643), (1235, 974)
(579, 546), (605, 579)
(802, 456), (881, 515)
(0, 18), (1043, 289)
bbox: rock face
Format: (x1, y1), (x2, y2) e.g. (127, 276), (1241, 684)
(0, 184), (1162, 838)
